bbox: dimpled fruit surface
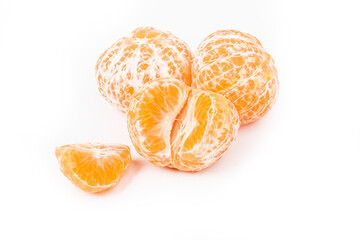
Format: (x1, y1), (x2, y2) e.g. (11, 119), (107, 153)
(96, 26), (192, 112)
(127, 78), (240, 172)
(192, 30), (279, 125)
(55, 143), (131, 193)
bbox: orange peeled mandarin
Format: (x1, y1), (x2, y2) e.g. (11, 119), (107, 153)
(192, 30), (279, 125)
(55, 143), (131, 193)
(127, 78), (240, 171)
(96, 26), (192, 112)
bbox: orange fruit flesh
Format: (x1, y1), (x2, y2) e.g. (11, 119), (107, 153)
(55, 144), (131, 193)
(128, 78), (240, 171)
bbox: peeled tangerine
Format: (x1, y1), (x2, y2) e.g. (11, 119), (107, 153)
(55, 144), (131, 193)
(192, 30), (279, 125)
(96, 26), (192, 112)
(127, 78), (240, 172)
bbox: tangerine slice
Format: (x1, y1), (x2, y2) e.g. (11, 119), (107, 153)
(171, 89), (239, 171)
(127, 78), (239, 171)
(192, 30), (279, 125)
(96, 26), (192, 112)
(55, 143), (131, 192)
(127, 79), (189, 167)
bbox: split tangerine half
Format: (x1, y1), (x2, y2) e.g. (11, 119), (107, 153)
(127, 78), (239, 171)
(55, 143), (131, 193)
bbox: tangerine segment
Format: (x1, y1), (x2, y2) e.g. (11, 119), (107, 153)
(96, 26), (192, 112)
(171, 89), (240, 171)
(192, 30), (279, 125)
(55, 143), (131, 193)
(127, 78), (239, 172)
(127, 78), (190, 167)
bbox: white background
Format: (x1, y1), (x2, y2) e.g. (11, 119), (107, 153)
(1, 0), (359, 239)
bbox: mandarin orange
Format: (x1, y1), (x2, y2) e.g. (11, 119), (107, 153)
(192, 30), (279, 125)
(96, 26), (192, 112)
(127, 78), (239, 171)
(55, 143), (131, 192)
